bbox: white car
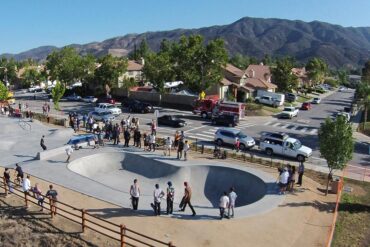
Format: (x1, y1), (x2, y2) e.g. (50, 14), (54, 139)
(94, 103), (122, 116)
(214, 128), (255, 150)
(338, 86), (346, 92)
(333, 112), (351, 122)
(312, 97), (321, 104)
(280, 107), (299, 119)
(82, 96), (98, 103)
(64, 94), (81, 101)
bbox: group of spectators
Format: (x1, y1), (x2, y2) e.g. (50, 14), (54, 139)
(3, 164), (58, 215)
(277, 163), (305, 194)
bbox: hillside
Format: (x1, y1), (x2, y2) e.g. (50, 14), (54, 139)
(2, 17), (370, 68)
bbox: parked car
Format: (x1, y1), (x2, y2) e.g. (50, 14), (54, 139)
(82, 96), (98, 103)
(211, 114), (238, 127)
(255, 96), (281, 107)
(259, 137), (312, 162)
(128, 101), (154, 113)
(285, 93), (297, 102)
(157, 115), (186, 127)
(312, 97), (321, 104)
(121, 98), (138, 108)
(94, 103), (122, 115)
(89, 111), (115, 122)
(64, 94), (81, 101)
(338, 86), (347, 92)
(280, 107), (299, 119)
(333, 112), (351, 122)
(214, 128), (255, 150)
(96, 97), (116, 105)
(301, 102), (312, 110)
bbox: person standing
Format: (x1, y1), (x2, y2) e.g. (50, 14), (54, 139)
(174, 131), (180, 148)
(166, 181), (175, 215)
(32, 183), (44, 211)
(219, 191), (230, 220)
(180, 182), (196, 216)
(152, 184), (165, 216)
(183, 140), (190, 161)
(290, 166), (297, 192)
(164, 137), (172, 156)
(40, 135), (47, 150)
(143, 132), (148, 151)
(3, 168), (13, 194)
(65, 146), (73, 163)
(151, 119), (157, 135)
(124, 128), (130, 147)
(279, 167), (289, 194)
(234, 138), (240, 152)
(177, 140), (184, 160)
(228, 187), (237, 218)
(22, 175), (32, 194)
(130, 179), (140, 210)
(46, 185), (58, 216)
(149, 133), (156, 152)
(297, 162), (305, 186)
(14, 163), (24, 186)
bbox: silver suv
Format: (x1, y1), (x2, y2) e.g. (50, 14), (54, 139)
(214, 128), (255, 150)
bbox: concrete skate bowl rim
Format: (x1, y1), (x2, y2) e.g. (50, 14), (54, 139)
(67, 152), (270, 209)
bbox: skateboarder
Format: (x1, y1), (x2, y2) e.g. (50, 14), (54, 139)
(151, 184), (165, 216)
(130, 179), (140, 210)
(180, 182), (196, 216)
(40, 135), (47, 150)
(65, 146), (73, 163)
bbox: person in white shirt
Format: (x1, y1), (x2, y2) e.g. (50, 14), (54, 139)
(228, 187), (238, 218)
(183, 140), (190, 161)
(219, 191), (230, 219)
(130, 179), (140, 210)
(164, 137), (173, 156)
(152, 184), (165, 216)
(22, 175), (31, 193)
(65, 146), (74, 163)
(279, 167), (290, 194)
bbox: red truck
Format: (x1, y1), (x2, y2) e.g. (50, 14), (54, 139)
(193, 95), (246, 119)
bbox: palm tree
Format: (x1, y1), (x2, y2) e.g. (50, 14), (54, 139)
(357, 82), (370, 130)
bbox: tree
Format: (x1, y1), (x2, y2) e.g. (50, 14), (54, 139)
(21, 67), (42, 88)
(272, 57), (298, 92)
(46, 47), (83, 85)
(0, 81), (8, 101)
(306, 58), (328, 85)
(51, 81), (65, 110)
(229, 54), (258, 70)
(0, 57), (18, 85)
(362, 60), (370, 83)
(129, 39), (152, 60)
(93, 55), (127, 95)
(356, 82), (370, 130)
(173, 35), (228, 93)
(318, 116), (354, 195)
(337, 70), (348, 86)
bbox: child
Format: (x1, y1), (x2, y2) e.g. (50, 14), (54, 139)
(183, 140), (190, 161)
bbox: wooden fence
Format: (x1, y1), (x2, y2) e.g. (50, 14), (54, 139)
(1, 174), (174, 247)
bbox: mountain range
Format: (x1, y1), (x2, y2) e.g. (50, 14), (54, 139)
(2, 17), (370, 68)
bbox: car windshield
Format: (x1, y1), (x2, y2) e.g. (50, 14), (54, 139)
(237, 132), (247, 138)
(101, 112), (111, 116)
(314, 98), (319, 100)
(107, 105), (115, 109)
(292, 140), (302, 150)
(283, 108), (293, 111)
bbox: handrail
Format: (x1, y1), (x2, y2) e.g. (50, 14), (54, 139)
(0, 173), (175, 247)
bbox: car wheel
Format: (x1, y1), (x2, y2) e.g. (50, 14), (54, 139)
(216, 139), (223, 146)
(297, 155), (305, 162)
(201, 112), (208, 119)
(266, 148), (273, 156)
(239, 144), (246, 151)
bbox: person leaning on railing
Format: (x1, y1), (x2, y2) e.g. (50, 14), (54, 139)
(46, 185), (58, 216)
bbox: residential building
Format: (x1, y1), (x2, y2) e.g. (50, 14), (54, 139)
(118, 59), (144, 87)
(292, 67), (311, 87)
(245, 64), (277, 92)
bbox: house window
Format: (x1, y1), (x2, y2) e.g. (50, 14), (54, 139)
(128, 71), (134, 76)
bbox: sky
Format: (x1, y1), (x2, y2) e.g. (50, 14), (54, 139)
(1, 0), (370, 54)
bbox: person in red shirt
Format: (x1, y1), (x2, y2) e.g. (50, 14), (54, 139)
(234, 138), (240, 152)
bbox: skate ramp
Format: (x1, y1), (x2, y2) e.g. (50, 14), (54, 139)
(68, 152), (269, 210)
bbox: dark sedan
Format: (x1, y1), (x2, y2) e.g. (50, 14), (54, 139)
(128, 101), (154, 113)
(158, 115), (186, 127)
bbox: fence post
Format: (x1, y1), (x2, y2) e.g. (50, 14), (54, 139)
(195, 139), (198, 152)
(120, 224), (126, 247)
(24, 192), (28, 208)
(3, 176), (8, 196)
(201, 145), (204, 154)
(168, 241), (174, 247)
(81, 209), (86, 233)
(49, 198), (54, 218)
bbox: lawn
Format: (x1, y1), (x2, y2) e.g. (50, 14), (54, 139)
(332, 179), (370, 247)
(297, 95), (313, 103)
(245, 103), (281, 116)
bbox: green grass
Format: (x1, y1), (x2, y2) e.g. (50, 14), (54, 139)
(283, 102), (298, 107)
(297, 95), (313, 103)
(332, 179), (370, 247)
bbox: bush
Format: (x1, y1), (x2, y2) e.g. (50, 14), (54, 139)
(324, 78), (339, 88)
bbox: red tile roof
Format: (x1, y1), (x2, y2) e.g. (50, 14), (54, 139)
(225, 64), (245, 78)
(245, 78), (277, 90)
(245, 64), (271, 81)
(127, 60), (143, 71)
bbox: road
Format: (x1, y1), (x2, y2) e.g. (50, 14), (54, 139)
(14, 89), (369, 175)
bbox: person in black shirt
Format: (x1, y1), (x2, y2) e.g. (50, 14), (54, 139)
(46, 184), (58, 216)
(14, 163), (24, 186)
(40, 135), (47, 150)
(4, 168), (13, 193)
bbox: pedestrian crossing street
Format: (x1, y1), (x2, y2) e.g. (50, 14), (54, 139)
(187, 122), (257, 141)
(263, 121), (318, 135)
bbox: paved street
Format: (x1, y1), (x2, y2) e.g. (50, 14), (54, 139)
(14, 89), (369, 177)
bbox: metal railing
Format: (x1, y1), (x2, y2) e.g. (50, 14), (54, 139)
(1, 174), (174, 247)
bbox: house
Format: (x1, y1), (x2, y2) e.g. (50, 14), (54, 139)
(245, 64), (277, 92)
(118, 59), (144, 87)
(291, 67), (311, 87)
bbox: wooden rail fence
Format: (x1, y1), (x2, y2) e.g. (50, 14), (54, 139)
(1, 174), (174, 247)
